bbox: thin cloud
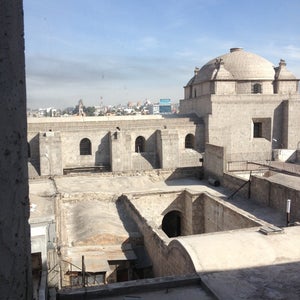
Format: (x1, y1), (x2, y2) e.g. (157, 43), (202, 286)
(137, 36), (160, 51)
(284, 45), (300, 60)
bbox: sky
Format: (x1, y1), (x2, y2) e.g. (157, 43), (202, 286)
(23, 0), (300, 109)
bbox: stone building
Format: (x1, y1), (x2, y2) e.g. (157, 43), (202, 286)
(3, 0), (300, 296)
(27, 48), (300, 300)
(180, 47), (300, 179)
(27, 115), (203, 177)
(28, 48), (300, 182)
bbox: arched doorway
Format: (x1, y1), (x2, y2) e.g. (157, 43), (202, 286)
(162, 211), (181, 237)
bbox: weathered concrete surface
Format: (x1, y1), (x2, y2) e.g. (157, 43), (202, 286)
(202, 262), (300, 300)
(0, 1), (32, 298)
(29, 178), (56, 222)
(179, 226), (300, 299)
(179, 227), (300, 272)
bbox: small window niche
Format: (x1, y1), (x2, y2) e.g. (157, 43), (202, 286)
(80, 138), (92, 155)
(252, 83), (262, 94)
(252, 118), (271, 140)
(185, 134), (195, 149)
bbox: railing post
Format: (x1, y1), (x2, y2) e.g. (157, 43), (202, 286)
(82, 255), (86, 287)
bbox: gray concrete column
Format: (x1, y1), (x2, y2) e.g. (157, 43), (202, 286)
(0, 1), (32, 298)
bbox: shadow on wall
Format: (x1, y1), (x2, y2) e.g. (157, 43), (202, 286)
(115, 197), (153, 282)
(136, 131), (160, 169)
(272, 102), (284, 149)
(165, 167), (203, 182)
(28, 134), (41, 175)
(95, 133), (111, 169)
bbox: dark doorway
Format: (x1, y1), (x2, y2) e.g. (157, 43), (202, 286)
(32, 252), (42, 300)
(117, 268), (129, 282)
(162, 211), (181, 237)
(135, 136), (145, 153)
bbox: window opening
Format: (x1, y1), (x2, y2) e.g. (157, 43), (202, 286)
(80, 138), (92, 155)
(252, 83), (262, 94)
(253, 122), (262, 138)
(135, 136), (145, 153)
(185, 134), (195, 149)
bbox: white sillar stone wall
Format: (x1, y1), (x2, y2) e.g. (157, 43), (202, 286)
(208, 94), (289, 162)
(0, 1), (32, 298)
(28, 116), (203, 174)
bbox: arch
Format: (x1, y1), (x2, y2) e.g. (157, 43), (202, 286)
(80, 138), (92, 155)
(162, 210), (181, 238)
(135, 136), (145, 153)
(185, 134), (195, 149)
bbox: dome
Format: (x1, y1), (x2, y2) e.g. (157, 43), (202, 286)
(193, 48), (276, 83)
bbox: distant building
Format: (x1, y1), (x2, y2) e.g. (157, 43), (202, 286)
(159, 99), (172, 114)
(149, 99), (172, 115)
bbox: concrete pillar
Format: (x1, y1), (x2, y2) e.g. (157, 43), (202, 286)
(0, 1), (32, 298)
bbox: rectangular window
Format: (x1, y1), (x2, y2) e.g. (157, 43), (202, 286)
(253, 122), (262, 138)
(252, 118), (271, 140)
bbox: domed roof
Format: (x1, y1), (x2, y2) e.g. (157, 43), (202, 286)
(193, 48), (276, 83)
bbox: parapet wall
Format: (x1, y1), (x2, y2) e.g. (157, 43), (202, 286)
(223, 172), (249, 198)
(201, 193), (261, 233)
(120, 195), (196, 277)
(251, 175), (300, 222)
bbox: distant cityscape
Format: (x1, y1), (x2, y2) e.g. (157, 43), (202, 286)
(27, 98), (179, 117)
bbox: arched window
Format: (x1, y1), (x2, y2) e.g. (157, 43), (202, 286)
(80, 138), (91, 155)
(162, 211), (181, 237)
(252, 83), (262, 94)
(185, 134), (195, 149)
(135, 136), (145, 153)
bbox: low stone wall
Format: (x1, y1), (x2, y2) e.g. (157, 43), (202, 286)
(223, 173), (249, 198)
(201, 193), (261, 233)
(251, 175), (300, 222)
(57, 274), (205, 299)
